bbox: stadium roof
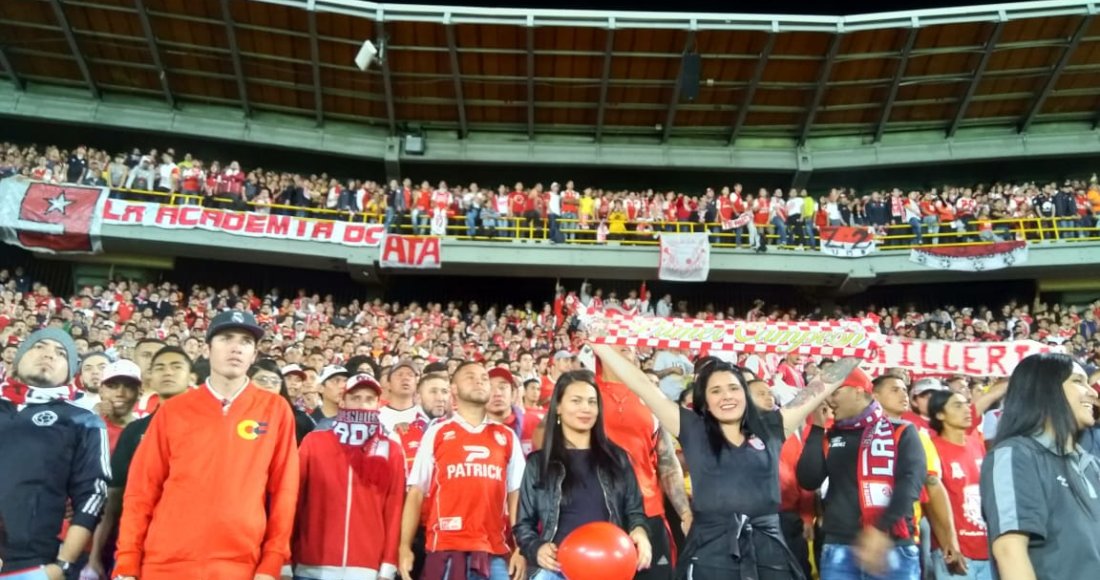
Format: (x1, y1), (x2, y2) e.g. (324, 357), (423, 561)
(2, 0), (1100, 169)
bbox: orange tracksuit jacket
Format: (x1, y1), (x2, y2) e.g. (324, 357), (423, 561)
(115, 384), (299, 580)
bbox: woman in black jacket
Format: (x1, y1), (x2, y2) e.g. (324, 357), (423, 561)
(515, 370), (652, 579)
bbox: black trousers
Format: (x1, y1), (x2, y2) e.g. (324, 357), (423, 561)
(635, 515), (674, 580)
(413, 526), (427, 580)
(779, 511), (812, 580)
(664, 496), (686, 553)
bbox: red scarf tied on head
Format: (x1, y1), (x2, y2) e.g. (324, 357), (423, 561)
(831, 400), (912, 539)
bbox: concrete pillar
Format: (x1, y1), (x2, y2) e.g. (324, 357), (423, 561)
(384, 136), (401, 182)
(791, 146), (813, 190)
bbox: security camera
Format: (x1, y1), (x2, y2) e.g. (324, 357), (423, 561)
(355, 40), (380, 71)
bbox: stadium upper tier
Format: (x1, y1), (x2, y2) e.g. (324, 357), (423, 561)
(2, 1), (1100, 170)
(6, 137), (1100, 292)
(5, 140), (1100, 252)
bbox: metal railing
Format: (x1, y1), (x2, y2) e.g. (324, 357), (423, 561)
(108, 187), (1100, 251)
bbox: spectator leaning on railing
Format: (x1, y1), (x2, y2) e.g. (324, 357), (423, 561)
(3, 140), (1100, 245)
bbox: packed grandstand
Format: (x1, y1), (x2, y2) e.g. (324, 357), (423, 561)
(5, 0), (1100, 579)
(3, 258), (1100, 580)
(3, 141), (1099, 247)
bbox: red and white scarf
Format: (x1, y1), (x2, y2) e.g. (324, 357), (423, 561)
(1, 377), (77, 408)
(332, 408), (395, 487)
(830, 401), (911, 539)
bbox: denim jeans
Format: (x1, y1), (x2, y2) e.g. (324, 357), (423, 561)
(481, 216), (498, 236)
(411, 209), (427, 235)
(465, 208), (480, 237)
(931, 551), (993, 580)
(1058, 218), (1078, 239)
(560, 212), (577, 240)
(820, 543), (920, 580)
(472, 556), (510, 580)
(384, 207), (401, 233)
(532, 570), (567, 580)
(922, 215), (939, 243)
(0, 567), (49, 580)
(548, 214), (562, 243)
(733, 225), (745, 246)
(908, 217), (923, 245)
(804, 221), (817, 248)
(770, 216), (788, 246)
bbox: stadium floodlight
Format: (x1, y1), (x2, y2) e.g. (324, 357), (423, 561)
(354, 39), (382, 71)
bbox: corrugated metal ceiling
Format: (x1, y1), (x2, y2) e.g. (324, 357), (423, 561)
(1, 0), (1098, 142)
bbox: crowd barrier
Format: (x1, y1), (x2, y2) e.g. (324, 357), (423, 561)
(107, 187), (1100, 251)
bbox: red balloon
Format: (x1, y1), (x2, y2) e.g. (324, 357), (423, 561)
(558, 522), (638, 580)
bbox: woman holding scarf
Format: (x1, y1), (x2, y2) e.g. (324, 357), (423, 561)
(591, 344), (860, 580)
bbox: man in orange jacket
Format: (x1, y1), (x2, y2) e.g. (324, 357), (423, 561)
(114, 311), (299, 580)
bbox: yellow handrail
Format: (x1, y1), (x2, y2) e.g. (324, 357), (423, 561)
(107, 187), (1099, 250)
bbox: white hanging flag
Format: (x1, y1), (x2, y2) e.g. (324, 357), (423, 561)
(658, 233), (710, 282)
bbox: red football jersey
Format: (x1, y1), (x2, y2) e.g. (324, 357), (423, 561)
(931, 433), (988, 560)
(521, 408), (545, 455)
(408, 415), (525, 555)
(397, 420), (428, 476)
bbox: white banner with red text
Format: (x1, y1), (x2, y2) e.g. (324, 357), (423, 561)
(379, 235), (441, 269)
(871, 336), (1056, 377)
(0, 177), (108, 254)
(910, 240), (1028, 272)
(819, 225), (877, 258)
(658, 233), (710, 282)
(581, 308), (1055, 377)
(583, 310), (880, 359)
(101, 199), (386, 247)
(720, 213), (752, 231)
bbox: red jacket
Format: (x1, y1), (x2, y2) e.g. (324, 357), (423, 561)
(293, 426), (406, 580)
(779, 424), (815, 523)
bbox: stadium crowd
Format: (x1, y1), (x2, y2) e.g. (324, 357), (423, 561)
(2, 265), (1100, 580)
(4, 141), (1100, 245)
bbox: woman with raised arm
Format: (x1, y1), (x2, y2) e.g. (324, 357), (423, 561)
(591, 343), (859, 580)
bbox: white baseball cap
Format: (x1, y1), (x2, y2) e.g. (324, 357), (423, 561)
(281, 363), (306, 378)
(102, 359), (142, 384)
(912, 378), (948, 397)
(318, 365), (349, 384)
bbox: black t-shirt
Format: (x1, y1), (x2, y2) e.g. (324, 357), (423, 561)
(110, 414), (153, 490)
(66, 155), (87, 184)
(678, 406), (785, 518)
(553, 449), (610, 544)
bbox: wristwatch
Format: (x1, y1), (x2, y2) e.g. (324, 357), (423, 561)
(54, 559), (72, 572)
